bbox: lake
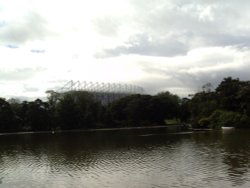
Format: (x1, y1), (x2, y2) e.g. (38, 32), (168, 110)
(0, 128), (250, 188)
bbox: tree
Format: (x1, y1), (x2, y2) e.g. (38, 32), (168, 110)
(124, 95), (153, 126)
(202, 82), (214, 93)
(0, 98), (17, 132)
(216, 77), (241, 111)
(57, 93), (80, 130)
(25, 99), (51, 131)
(189, 77), (250, 129)
(188, 91), (218, 127)
(236, 81), (250, 116)
(8, 98), (23, 130)
(46, 90), (61, 130)
(154, 91), (180, 120)
(179, 98), (191, 122)
(108, 94), (154, 127)
(56, 91), (102, 130)
(108, 92), (181, 127)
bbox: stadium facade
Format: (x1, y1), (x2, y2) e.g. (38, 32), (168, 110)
(58, 80), (144, 104)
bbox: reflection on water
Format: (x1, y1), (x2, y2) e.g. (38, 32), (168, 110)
(0, 129), (250, 188)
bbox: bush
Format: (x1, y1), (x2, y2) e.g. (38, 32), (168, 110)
(198, 110), (250, 129)
(218, 111), (241, 128)
(198, 117), (210, 128)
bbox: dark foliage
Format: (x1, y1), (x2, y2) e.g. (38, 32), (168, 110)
(0, 90), (181, 132)
(188, 77), (250, 128)
(1, 77), (250, 133)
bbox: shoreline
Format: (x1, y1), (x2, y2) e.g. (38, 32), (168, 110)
(0, 125), (175, 136)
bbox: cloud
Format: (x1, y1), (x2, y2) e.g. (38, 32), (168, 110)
(90, 0), (250, 97)
(115, 46), (250, 96)
(6, 44), (19, 49)
(23, 85), (39, 92)
(97, 34), (188, 57)
(30, 49), (45, 53)
(0, 67), (46, 81)
(1, 0), (250, 99)
(0, 11), (51, 45)
(92, 17), (121, 37)
(95, 0), (250, 58)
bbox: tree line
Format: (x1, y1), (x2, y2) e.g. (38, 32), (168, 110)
(188, 77), (250, 129)
(0, 90), (180, 133)
(0, 77), (250, 133)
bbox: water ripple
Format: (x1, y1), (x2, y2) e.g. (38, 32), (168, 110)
(0, 130), (250, 187)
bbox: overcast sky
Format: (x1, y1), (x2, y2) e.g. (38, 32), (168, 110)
(1, 0), (250, 99)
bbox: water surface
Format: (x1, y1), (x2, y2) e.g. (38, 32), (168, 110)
(0, 129), (250, 188)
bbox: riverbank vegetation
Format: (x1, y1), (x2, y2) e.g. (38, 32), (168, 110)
(189, 77), (250, 129)
(0, 77), (250, 133)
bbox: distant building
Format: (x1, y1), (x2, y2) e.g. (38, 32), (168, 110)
(57, 80), (144, 105)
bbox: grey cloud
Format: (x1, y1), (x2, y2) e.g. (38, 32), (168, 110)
(97, 34), (188, 57)
(146, 3), (250, 46)
(97, 0), (250, 58)
(174, 67), (250, 94)
(46, 80), (70, 91)
(0, 20), (6, 27)
(92, 17), (121, 37)
(47, 80), (69, 84)
(30, 49), (45, 53)
(6, 44), (19, 49)
(130, 48), (250, 96)
(0, 67), (46, 81)
(23, 85), (39, 92)
(141, 1), (250, 48)
(202, 33), (250, 47)
(135, 67), (250, 97)
(0, 12), (50, 45)
(92, 0), (250, 96)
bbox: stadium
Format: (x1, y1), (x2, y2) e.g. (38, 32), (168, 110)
(58, 80), (144, 105)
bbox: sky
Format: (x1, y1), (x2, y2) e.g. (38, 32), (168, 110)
(1, 0), (250, 99)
